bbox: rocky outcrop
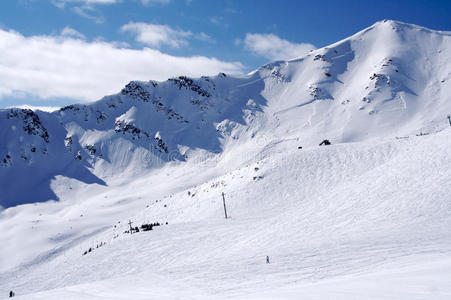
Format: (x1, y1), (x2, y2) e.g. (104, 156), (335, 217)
(7, 109), (50, 143)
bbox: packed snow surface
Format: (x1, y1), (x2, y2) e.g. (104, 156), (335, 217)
(0, 20), (450, 299)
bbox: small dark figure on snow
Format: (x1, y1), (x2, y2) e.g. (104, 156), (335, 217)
(319, 139), (331, 146)
(266, 256), (270, 264)
(9, 290), (14, 297)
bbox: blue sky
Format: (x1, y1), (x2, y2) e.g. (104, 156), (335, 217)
(0, 0), (450, 108)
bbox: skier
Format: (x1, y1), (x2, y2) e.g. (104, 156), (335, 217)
(266, 256), (270, 264)
(9, 290), (14, 297)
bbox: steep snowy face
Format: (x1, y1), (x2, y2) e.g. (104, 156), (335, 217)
(53, 72), (266, 175)
(0, 108), (105, 208)
(0, 73), (267, 207)
(0, 20), (450, 208)
(251, 20), (451, 144)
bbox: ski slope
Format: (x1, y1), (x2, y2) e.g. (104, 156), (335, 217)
(9, 257), (451, 299)
(0, 20), (451, 299)
(1, 128), (451, 299)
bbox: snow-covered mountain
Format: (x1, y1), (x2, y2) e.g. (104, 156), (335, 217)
(1, 20), (450, 208)
(0, 20), (450, 299)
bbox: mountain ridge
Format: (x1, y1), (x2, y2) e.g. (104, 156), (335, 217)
(0, 20), (451, 299)
(1, 19), (450, 208)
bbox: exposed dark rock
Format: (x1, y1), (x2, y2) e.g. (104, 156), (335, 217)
(64, 136), (73, 150)
(154, 136), (169, 153)
(75, 151), (82, 160)
(121, 81), (151, 102)
(85, 145), (97, 155)
(168, 76), (211, 97)
(95, 111), (108, 123)
(314, 54), (326, 61)
(60, 105), (81, 112)
(114, 121), (150, 140)
(7, 109), (50, 143)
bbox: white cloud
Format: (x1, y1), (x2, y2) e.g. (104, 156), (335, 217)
(244, 33), (315, 61)
(53, 0), (118, 6)
(141, 0), (171, 4)
(53, 1), (170, 23)
(53, 0), (171, 6)
(121, 22), (207, 48)
(52, 0), (117, 22)
(0, 29), (244, 103)
(209, 17), (229, 29)
(61, 26), (86, 39)
(210, 17), (220, 25)
(81, 0), (117, 3)
(196, 32), (214, 43)
(6, 105), (61, 112)
(72, 5), (105, 23)
(121, 23), (190, 48)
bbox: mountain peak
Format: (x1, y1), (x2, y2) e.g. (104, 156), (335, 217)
(1, 21), (450, 207)
(371, 19), (451, 34)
